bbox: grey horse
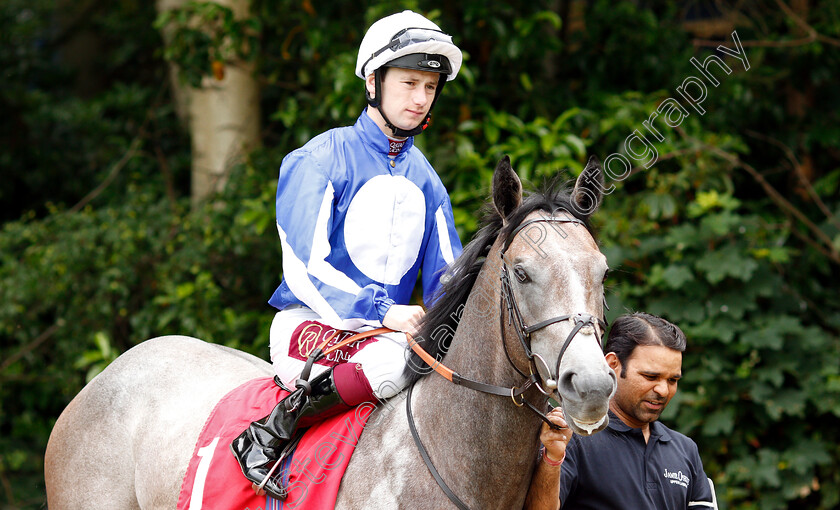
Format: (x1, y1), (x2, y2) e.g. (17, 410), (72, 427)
(45, 156), (616, 509)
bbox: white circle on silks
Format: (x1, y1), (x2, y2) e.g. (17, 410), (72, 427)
(344, 174), (426, 285)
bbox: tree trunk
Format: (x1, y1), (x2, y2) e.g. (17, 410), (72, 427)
(155, 0), (261, 206)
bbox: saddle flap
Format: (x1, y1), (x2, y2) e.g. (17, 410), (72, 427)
(177, 377), (372, 510)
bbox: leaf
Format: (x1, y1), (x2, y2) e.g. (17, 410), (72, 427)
(664, 224), (698, 250)
(484, 123), (500, 145)
(751, 246), (791, 264)
(706, 289), (758, 319)
(688, 317), (739, 344)
(176, 282), (196, 299)
(73, 351), (101, 369)
(784, 439), (833, 474)
(754, 365), (785, 388)
(695, 245), (759, 284)
(641, 193), (677, 219)
(539, 132), (556, 154)
(562, 134), (587, 159)
(519, 73), (533, 92)
(763, 388), (807, 420)
(753, 450), (783, 488)
(702, 408), (735, 435)
(647, 295), (705, 323)
(739, 315), (801, 352)
(533, 10), (563, 29)
(699, 212), (743, 237)
(94, 331), (111, 357)
(661, 264), (694, 289)
(812, 169), (840, 195)
(553, 107), (581, 130)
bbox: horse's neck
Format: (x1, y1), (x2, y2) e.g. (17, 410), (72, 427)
(412, 249), (545, 508)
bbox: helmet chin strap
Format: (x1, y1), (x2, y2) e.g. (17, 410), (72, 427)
(365, 68), (447, 138)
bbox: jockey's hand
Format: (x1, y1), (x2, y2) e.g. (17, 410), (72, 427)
(540, 407), (571, 465)
(382, 304), (425, 336)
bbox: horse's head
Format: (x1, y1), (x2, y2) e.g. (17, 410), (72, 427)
(493, 155), (617, 436)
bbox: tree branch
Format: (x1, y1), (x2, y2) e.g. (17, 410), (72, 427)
(626, 147), (698, 180)
(68, 136), (144, 213)
(46, 0), (107, 49)
(68, 82), (169, 213)
(0, 466), (14, 507)
(771, 258), (840, 336)
(693, 34), (815, 48)
(1, 323), (60, 372)
(744, 129), (840, 233)
(693, 0), (840, 48)
(677, 129), (840, 265)
(773, 0), (840, 47)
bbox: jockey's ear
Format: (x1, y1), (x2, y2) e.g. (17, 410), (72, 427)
(492, 155), (522, 223)
(571, 155), (604, 218)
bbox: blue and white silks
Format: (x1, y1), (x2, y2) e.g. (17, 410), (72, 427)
(268, 111), (463, 331)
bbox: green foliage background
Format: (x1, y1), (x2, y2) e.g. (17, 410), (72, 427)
(2, 0), (839, 508)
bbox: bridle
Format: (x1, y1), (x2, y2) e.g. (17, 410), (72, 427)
(405, 212), (608, 510)
(498, 215), (607, 396)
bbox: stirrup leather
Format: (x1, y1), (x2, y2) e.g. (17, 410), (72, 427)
(251, 432), (303, 498)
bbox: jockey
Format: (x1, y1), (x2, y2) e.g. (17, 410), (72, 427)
(230, 10), (464, 499)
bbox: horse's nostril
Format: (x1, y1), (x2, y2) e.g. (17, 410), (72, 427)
(559, 371), (576, 395)
(559, 370), (615, 400)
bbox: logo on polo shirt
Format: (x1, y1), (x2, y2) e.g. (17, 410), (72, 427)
(663, 469), (690, 488)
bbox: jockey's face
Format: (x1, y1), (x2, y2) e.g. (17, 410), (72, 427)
(366, 67), (442, 137)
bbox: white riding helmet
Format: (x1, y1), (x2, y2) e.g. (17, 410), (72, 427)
(355, 10), (463, 81)
(355, 10), (463, 137)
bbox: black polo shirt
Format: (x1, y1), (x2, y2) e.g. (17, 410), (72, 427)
(559, 411), (714, 509)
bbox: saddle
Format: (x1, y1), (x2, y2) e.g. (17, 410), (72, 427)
(176, 376), (372, 510)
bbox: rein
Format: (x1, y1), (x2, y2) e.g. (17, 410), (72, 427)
(404, 213), (607, 510)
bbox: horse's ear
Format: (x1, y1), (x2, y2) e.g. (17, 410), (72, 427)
(492, 155), (522, 222)
(571, 155), (604, 218)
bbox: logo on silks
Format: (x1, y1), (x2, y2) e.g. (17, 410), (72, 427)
(388, 139), (405, 155)
(290, 321), (380, 366)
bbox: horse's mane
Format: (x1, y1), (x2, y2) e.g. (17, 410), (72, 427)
(403, 178), (597, 385)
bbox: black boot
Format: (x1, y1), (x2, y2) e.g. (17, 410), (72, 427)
(229, 368), (348, 499)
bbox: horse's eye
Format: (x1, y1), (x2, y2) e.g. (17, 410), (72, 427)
(602, 268), (610, 283)
(514, 265), (530, 283)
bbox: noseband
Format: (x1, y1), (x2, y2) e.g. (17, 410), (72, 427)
(499, 215), (607, 395)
